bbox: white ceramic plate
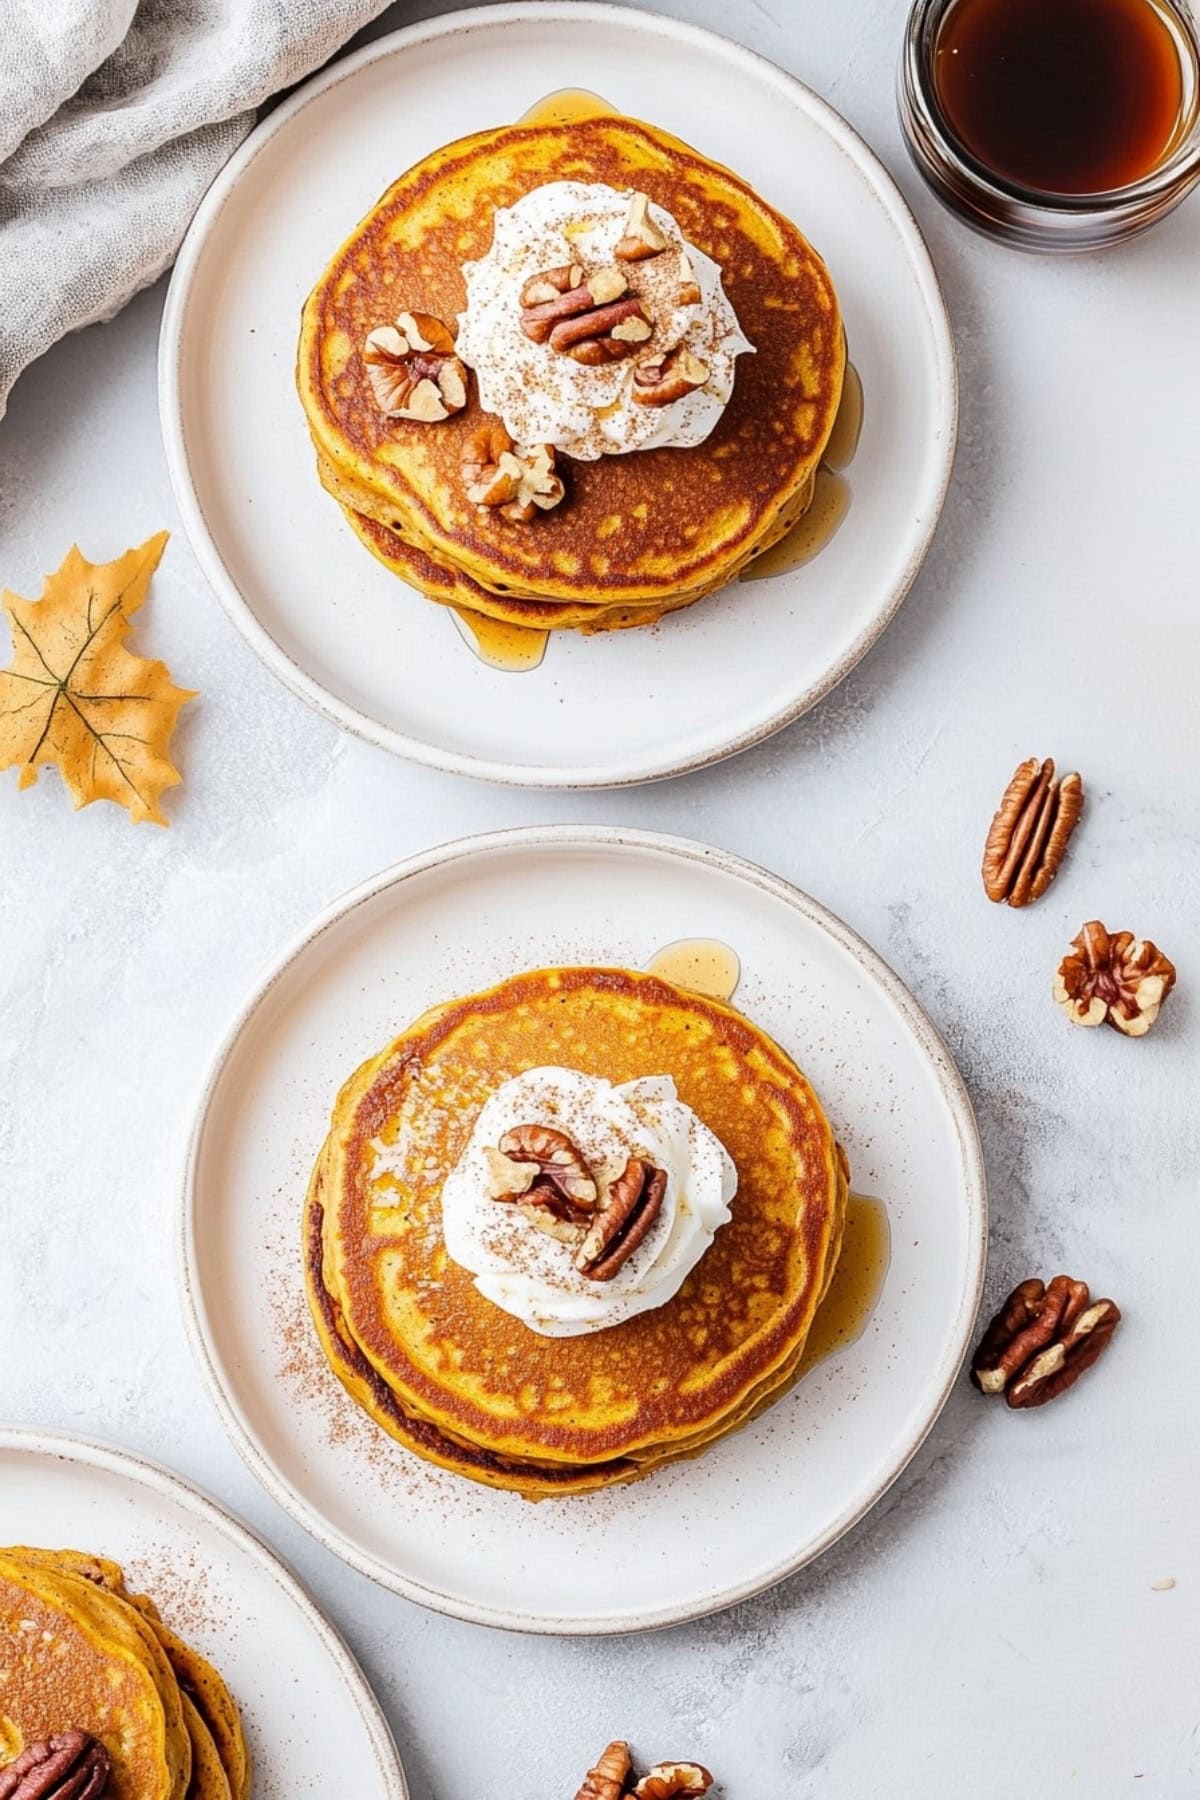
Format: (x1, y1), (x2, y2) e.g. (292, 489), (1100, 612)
(182, 827), (986, 1633)
(0, 1430), (407, 1798)
(159, 3), (956, 788)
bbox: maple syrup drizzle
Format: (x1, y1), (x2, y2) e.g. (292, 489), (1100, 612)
(520, 88), (617, 126)
(646, 939), (741, 1001)
(740, 469), (852, 583)
(452, 608), (548, 672)
(797, 1193), (891, 1378)
(822, 362), (864, 472)
(740, 361), (862, 583)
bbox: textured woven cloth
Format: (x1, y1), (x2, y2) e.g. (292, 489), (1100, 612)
(0, 0), (394, 419)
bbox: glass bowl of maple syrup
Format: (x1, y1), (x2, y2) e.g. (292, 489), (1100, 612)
(900, 0), (1200, 249)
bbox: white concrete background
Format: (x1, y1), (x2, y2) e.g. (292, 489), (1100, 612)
(1, 2), (1197, 1794)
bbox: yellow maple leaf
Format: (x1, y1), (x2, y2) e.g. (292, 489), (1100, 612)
(0, 532), (195, 825)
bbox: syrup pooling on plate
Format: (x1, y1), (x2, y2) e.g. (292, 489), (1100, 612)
(646, 938), (741, 1000)
(797, 1193), (891, 1377)
(520, 89), (618, 126)
(741, 469), (853, 581)
(822, 361), (864, 471)
(741, 359), (862, 581)
(452, 608), (548, 671)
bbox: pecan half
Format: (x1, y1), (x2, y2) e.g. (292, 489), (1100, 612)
(971, 1276), (1085, 1394)
(634, 1765), (714, 1799)
(549, 297), (653, 364)
(982, 757), (1084, 907)
(460, 423), (564, 524)
(575, 1158), (667, 1280)
(0, 1732), (112, 1800)
(495, 1124), (598, 1212)
(1008, 1296), (1121, 1408)
(971, 1276), (1120, 1408)
(1053, 921), (1176, 1036)
(519, 265), (628, 342)
(363, 312), (468, 422)
(633, 345), (711, 408)
(616, 191), (670, 261)
(575, 1741), (632, 1800)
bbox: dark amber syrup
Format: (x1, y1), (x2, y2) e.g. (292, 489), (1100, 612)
(934, 0), (1185, 195)
(796, 1194), (891, 1378)
(740, 358), (862, 584)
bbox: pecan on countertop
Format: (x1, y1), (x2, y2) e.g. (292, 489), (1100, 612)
(1053, 920), (1176, 1036)
(971, 1276), (1120, 1408)
(982, 756), (1083, 907)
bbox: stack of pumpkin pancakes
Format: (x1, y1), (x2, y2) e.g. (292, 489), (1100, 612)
(298, 112), (845, 634)
(305, 967), (849, 1498)
(0, 1547), (249, 1799)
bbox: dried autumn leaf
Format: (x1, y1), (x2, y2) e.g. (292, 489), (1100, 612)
(0, 532), (194, 825)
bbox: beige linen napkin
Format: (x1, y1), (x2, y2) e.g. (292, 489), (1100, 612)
(0, 0), (396, 418)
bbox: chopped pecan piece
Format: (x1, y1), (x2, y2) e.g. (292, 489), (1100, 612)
(575, 1741), (633, 1800)
(494, 1124), (598, 1213)
(576, 1157), (667, 1280)
(616, 191), (670, 261)
(634, 1765), (714, 1799)
(971, 1276), (1120, 1408)
(461, 421), (519, 501)
(459, 423), (564, 524)
(520, 263), (586, 307)
(673, 251), (703, 308)
(516, 1200), (586, 1246)
(363, 311), (468, 422)
(633, 345), (710, 407)
(483, 1145), (539, 1200)
(1053, 921), (1176, 1036)
(982, 757), (1084, 907)
(0, 1731), (112, 1800)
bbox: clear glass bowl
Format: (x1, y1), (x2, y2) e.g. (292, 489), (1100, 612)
(899, 0), (1200, 250)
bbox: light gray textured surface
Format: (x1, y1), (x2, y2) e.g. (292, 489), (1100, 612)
(1, 2), (1197, 1794)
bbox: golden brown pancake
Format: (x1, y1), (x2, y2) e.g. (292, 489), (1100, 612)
(180, 1695), (232, 1800)
(333, 496), (701, 637)
(299, 113), (844, 628)
(135, 1616), (249, 1800)
(1, 1549), (249, 1800)
(0, 1551), (191, 1799)
(307, 966), (847, 1494)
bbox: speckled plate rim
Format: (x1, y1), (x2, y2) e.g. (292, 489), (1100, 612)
(158, 1), (958, 791)
(180, 825), (987, 1633)
(0, 1426), (409, 1795)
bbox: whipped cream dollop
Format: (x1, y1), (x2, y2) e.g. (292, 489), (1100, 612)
(440, 1066), (738, 1337)
(456, 181), (754, 461)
